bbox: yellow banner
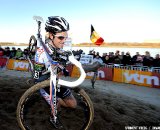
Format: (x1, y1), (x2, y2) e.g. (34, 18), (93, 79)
(113, 68), (124, 83)
(113, 68), (153, 87)
(6, 59), (29, 71)
(123, 70), (152, 87)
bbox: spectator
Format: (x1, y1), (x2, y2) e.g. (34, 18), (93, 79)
(104, 55), (110, 64)
(95, 52), (100, 57)
(107, 52), (114, 64)
(15, 48), (23, 59)
(123, 52), (132, 65)
(4, 47), (11, 57)
(114, 50), (121, 64)
(153, 54), (160, 67)
(119, 51), (125, 64)
(22, 48), (28, 59)
(73, 49), (83, 61)
(143, 51), (153, 67)
(0, 46), (4, 57)
(10, 47), (17, 58)
(93, 55), (103, 64)
(101, 53), (107, 63)
(92, 51), (96, 58)
(131, 52), (143, 66)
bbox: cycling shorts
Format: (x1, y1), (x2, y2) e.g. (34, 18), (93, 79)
(35, 74), (72, 99)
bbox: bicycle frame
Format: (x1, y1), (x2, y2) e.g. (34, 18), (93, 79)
(32, 16), (86, 123)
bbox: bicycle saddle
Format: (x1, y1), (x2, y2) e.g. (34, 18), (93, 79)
(82, 61), (103, 73)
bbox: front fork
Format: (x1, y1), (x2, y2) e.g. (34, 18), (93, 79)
(39, 79), (60, 123)
(40, 65), (61, 123)
(40, 79), (60, 122)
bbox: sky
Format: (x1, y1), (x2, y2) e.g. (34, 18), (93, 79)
(0, 0), (160, 44)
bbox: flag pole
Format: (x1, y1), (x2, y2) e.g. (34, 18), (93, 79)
(88, 24), (92, 54)
(89, 24), (93, 54)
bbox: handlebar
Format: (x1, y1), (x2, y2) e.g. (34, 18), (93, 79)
(58, 55), (86, 88)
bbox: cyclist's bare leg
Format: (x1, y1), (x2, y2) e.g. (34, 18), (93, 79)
(58, 94), (77, 109)
(50, 94), (77, 128)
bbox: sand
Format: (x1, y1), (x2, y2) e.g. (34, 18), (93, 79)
(0, 69), (160, 130)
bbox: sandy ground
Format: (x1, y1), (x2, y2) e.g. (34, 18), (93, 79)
(0, 69), (160, 130)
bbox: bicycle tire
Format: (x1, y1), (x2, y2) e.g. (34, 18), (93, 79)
(16, 80), (94, 130)
(28, 35), (37, 56)
(28, 35), (37, 77)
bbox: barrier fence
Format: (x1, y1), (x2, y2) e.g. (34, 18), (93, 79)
(1, 58), (160, 88)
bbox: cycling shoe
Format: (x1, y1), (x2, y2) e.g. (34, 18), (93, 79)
(50, 116), (63, 129)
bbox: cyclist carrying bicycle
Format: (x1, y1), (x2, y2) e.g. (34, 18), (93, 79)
(33, 16), (77, 128)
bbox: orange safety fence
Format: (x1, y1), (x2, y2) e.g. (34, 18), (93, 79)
(1, 59), (160, 88)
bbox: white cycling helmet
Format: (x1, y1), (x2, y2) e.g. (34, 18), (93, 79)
(45, 16), (69, 33)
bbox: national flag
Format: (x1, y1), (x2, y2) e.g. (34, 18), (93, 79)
(90, 24), (104, 46)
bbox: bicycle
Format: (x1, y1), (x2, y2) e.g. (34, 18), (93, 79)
(16, 16), (94, 130)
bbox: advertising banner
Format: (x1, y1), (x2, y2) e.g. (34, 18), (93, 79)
(151, 72), (160, 88)
(71, 66), (113, 80)
(6, 59), (29, 71)
(86, 67), (113, 80)
(113, 68), (124, 83)
(123, 70), (152, 87)
(113, 67), (159, 87)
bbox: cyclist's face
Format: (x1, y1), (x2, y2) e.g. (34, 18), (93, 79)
(51, 32), (68, 49)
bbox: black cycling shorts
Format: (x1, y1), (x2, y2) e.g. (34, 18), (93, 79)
(56, 86), (72, 99)
(35, 74), (72, 99)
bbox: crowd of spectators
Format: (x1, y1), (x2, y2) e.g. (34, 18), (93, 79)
(0, 46), (28, 60)
(87, 50), (160, 68)
(0, 46), (84, 60)
(0, 46), (160, 68)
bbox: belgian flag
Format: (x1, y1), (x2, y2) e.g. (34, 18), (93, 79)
(90, 24), (104, 46)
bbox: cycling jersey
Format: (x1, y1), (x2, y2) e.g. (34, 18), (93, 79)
(33, 38), (71, 99)
(34, 39), (52, 77)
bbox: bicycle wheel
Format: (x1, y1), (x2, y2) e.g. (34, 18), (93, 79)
(28, 35), (37, 77)
(16, 80), (94, 130)
(28, 35), (37, 57)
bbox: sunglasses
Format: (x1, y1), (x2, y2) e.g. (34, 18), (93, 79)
(54, 35), (68, 40)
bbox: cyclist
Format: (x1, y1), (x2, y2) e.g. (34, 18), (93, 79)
(34, 16), (76, 128)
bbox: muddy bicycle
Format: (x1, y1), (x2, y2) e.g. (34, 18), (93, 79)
(16, 16), (94, 130)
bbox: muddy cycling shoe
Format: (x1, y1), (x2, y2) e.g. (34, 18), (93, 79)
(50, 116), (63, 129)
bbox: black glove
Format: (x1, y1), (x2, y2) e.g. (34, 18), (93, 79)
(63, 68), (69, 77)
(62, 51), (72, 56)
